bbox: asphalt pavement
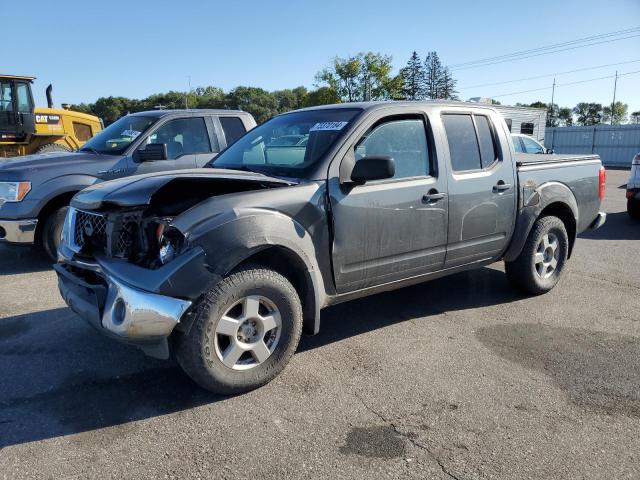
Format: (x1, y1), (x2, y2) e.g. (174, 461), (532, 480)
(0, 169), (638, 479)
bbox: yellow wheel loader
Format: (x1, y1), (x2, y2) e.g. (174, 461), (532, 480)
(0, 75), (103, 157)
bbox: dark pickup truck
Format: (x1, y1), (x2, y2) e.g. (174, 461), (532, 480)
(55, 101), (606, 394)
(0, 109), (256, 259)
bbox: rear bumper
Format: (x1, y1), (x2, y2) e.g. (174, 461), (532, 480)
(55, 262), (192, 359)
(590, 212), (607, 230)
(0, 218), (38, 244)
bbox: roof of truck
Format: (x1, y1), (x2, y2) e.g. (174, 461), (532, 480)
(290, 100), (498, 114)
(129, 109), (249, 118)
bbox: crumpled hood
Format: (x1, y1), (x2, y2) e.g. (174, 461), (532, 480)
(71, 168), (294, 211)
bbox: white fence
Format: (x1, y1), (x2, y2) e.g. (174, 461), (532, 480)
(544, 124), (640, 168)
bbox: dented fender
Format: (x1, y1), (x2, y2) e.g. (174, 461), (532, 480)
(503, 181), (578, 262)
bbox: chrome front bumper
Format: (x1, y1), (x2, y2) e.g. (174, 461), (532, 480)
(0, 218), (38, 243)
(56, 263), (192, 358)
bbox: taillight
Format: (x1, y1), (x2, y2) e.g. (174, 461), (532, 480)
(627, 190), (634, 199)
(598, 166), (606, 202)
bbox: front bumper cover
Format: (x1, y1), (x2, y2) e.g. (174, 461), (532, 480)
(55, 262), (191, 359)
(0, 218), (38, 244)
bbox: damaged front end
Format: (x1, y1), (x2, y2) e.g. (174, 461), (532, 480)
(55, 170), (293, 358)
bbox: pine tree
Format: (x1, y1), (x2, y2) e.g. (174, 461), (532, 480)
(400, 51), (427, 100)
(438, 67), (458, 100)
(424, 51), (444, 99)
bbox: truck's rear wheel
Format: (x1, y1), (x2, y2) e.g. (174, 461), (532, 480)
(175, 265), (303, 395)
(35, 143), (71, 154)
(505, 215), (569, 295)
(628, 199), (640, 220)
(42, 206), (68, 261)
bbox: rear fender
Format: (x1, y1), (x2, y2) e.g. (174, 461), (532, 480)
(503, 181), (578, 262)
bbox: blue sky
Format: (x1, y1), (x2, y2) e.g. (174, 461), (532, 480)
(5, 0), (640, 113)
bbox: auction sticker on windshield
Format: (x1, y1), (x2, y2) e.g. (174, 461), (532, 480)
(121, 130), (141, 139)
(310, 121), (348, 131)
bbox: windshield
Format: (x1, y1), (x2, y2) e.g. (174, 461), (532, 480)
(210, 108), (361, 177)
(80, 115), (156, 155)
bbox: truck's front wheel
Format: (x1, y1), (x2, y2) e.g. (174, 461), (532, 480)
(42, 206), (68, 261)
(505, 215), (569, 295)
(175, 265), (303, 395)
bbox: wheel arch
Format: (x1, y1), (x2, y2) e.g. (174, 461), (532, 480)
(34, 190), (78, 244)
(504, 181), (579, 262)
(230, 245), (321, 335)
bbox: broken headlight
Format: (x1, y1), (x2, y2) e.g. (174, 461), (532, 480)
(156, 223), (187, 265)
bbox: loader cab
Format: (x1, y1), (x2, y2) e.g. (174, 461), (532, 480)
(0, 75), (36, 142)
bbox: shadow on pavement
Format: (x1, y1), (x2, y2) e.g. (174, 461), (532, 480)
(476, 323), (640, 417)
(0, 245), (51, 276)
(579, 211), (640, 241)
(0, 267), (523, 448)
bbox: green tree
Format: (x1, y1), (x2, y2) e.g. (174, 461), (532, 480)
(602, 101), (628, 125)
(399, 51), (427, 100)
(316, 52), (399, 102)
(439, 67), (458, 100)
(224, 86), (279, 124)
(424, 51), (443, 99)
(303, 87), (341, 107)
(573, 102), (603, 126)
(630, 111), (640, 124)
(273, 86), (308, 113)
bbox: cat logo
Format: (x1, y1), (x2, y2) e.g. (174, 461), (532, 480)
(35, 115), (61, 125)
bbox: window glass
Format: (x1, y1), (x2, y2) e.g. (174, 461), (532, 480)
(505, 118), (512, 132)
(73, 122), (92, 142)
(0, 82), (13, 111)
(220, 117), (246, 146)
(520, 122), (534, 135)
(442, 114), (481, 171)
(512, 136), (525, 153)
(148, 117), (211, 159)
(355, 118), (429, 179)
(521, 135), (544, 154)
(211, 108), (360, 178)
(474, 115), (497, 168)
(79, 115), (155, 155)
(16, 84), (31, 112)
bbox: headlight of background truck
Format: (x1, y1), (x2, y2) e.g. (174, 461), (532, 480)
(0, 182), (31, 203)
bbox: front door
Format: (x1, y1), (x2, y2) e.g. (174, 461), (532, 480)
(330, 114), (448, 293)
(0, 80), (17, 137)
(440, 111), (516, 267)
(133, 117), (211, 174)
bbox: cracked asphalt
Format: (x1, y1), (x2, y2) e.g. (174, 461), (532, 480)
(1, 169), (638, 479)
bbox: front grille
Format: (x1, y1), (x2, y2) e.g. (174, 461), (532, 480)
(74, 210), (107, 249)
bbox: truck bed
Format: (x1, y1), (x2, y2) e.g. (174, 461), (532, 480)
(515, 153), (600, 168)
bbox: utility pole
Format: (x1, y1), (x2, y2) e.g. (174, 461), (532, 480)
(610, 70), (618, 125)
(185, 75), (191, 109)
(549, 78), (556, 126)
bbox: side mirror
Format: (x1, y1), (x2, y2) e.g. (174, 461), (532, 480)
(137, 143), (167, 162)
(350, 156), (395, 184)
(546, 148), (555, 154)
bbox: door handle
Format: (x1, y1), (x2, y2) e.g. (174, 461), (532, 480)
(493, 182), (512, 193)
(423, 191), (446, 203)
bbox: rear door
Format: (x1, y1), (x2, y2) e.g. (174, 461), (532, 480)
(440, 109), (516, 267)
(329, 110), (448, 293)
(132, 116), (208, 173)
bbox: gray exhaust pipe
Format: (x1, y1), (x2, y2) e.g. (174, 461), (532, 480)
(46, 84), (54, 108)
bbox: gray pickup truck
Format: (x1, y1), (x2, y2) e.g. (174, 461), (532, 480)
(0, 109), (256, 259)
(55, 101), (606, 394)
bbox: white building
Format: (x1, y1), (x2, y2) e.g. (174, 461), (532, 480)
(468, 98), (547, 141)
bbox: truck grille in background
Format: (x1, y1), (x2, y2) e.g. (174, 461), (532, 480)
(74, 210), (107, 249)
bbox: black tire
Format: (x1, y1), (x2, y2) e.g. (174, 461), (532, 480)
(42, 206), (68, 261)
(505, 215), (569, 295)
(175, 265), (303, 395)
(35, 143), (71, 154)
(628, 198), (640, 220)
